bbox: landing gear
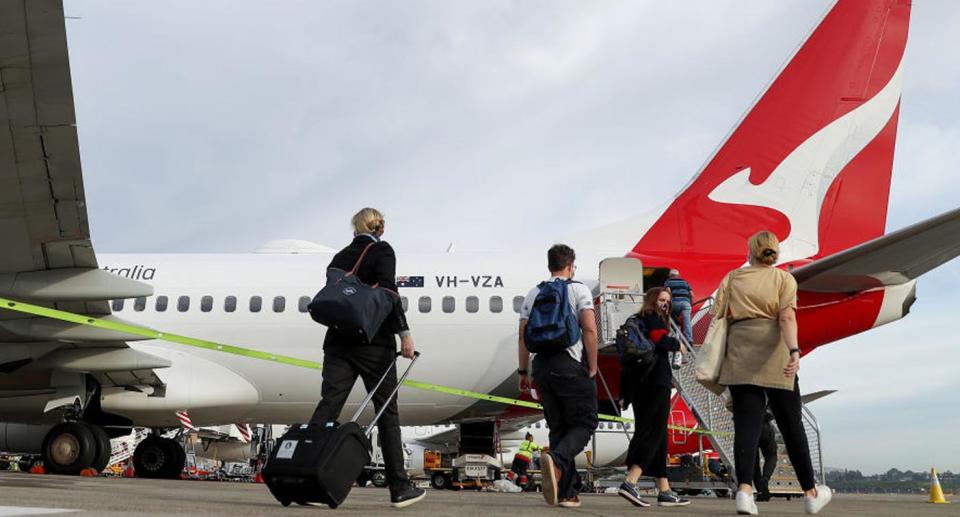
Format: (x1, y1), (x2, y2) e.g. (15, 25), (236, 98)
(89, 425), (112, 473)
(133, 436), (185, 479)
(42, 422), (97, 475)
(40, 422), (116, 475)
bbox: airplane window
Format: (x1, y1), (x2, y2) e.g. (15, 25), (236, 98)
(111, 299), (124, 312)
(418, 296), (431, 313)
(513, 296), (524, 313)
(273, 296), (286, 313)
(224, 296), (237, 313)
(250, 296), (262, 313)
(298, 296), (311, 313)
(489, 296), (503, 313)
(442, 296), (455, 313)
(134, 297), (146, 312)
(466, 296), (479, 313)
(201, 296), (213, 313)
(400, 297), (408, 313)
(155, 296), (168, 312)
(178, 296), (190, 312)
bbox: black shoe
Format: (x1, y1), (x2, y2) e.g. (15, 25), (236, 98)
(755, 490), (772, 502)
(658, 489), (691, 507)
(390, 485), (426, 509)
(618, 482), (651, 507)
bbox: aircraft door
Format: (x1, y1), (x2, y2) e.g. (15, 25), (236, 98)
(598, 257), (645, 347)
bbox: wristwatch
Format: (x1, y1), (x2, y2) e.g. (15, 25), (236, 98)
(517, 368), (528, 375)
(788, 349), (800, 356)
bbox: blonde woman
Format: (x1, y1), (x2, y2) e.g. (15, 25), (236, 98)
(307, 208), (424, 508)
(715, 231), (830, 515)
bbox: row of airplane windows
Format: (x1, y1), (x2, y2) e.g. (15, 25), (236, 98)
(110, 295), (527, 315)
(526, 421), (631, 431)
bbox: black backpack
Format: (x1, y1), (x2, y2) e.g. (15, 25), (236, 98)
(615, 315), (657, 378)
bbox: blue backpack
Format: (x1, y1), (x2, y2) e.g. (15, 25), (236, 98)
(523, 279), (582, 354)
(615, 314), (657, 376)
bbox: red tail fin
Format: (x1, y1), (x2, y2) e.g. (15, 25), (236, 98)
(633, 0), (911, 264)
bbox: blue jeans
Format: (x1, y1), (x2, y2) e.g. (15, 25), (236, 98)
(672, 300), (692, 343)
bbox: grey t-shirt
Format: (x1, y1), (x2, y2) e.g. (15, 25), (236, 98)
(519, 277), (595, 363)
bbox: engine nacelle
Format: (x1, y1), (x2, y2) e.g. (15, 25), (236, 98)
(0, 423), (51, 454)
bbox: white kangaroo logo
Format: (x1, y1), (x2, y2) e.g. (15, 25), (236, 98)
(708, 62), (903, 264)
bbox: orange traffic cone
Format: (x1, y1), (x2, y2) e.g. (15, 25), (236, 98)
(254, 472), (265, 484)
(123, 465), (135, 478)
(79, 468), (98, 477)
(29, 464), (45, 475)
(929, 468), (950, 504)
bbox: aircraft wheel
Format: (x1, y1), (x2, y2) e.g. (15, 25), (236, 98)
(42, 422), (97, 475)
(134, 437), (184, 479)
(87, 424), (112, 473)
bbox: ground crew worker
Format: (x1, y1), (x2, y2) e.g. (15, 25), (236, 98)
(509, 433), (540, 487)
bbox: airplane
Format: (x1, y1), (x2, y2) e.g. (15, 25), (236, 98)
(2, 0), (959, 480)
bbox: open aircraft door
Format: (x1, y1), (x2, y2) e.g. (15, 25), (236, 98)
(597, 258), (645, 348)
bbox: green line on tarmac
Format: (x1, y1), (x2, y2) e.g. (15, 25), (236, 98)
(0, 297), (730, 437)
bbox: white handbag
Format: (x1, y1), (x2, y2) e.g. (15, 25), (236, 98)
(695, 276), (730, 395)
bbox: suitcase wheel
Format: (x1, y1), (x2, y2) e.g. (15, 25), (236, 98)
(280, 499), (291, 507)
(328, 502), (338, 509)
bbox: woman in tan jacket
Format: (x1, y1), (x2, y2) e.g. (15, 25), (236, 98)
(715, 231), (831, 515)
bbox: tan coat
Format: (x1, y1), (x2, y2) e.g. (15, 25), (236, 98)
(715, 266), (797, 391)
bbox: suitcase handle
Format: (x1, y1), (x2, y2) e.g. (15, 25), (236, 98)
(348, 351), (421, 433)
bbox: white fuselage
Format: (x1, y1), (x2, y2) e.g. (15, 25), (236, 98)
(96, 251), (604, 428)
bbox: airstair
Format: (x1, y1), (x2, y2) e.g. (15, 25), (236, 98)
(597, 258), (825, 490)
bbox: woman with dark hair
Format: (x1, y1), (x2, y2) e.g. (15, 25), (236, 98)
(617, 287), (690, 508)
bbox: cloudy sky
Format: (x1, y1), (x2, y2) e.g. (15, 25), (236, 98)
(63, 0), (960, 474)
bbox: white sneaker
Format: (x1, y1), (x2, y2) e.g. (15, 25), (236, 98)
(736, 491), (758, 515)
(804, 485), (832, 514)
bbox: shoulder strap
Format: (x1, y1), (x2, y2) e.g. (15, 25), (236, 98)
(349, 243), (376, 276)
(716, 272), (733, 318)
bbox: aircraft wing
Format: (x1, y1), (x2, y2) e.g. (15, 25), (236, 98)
(792, 207), (960, 293)
(0, 0), (163, 416)
(799, 390), (836, 405)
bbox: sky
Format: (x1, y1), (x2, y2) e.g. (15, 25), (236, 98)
(62, 0), (960, 474)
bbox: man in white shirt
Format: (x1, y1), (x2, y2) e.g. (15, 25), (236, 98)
(517, 244), (598, 508)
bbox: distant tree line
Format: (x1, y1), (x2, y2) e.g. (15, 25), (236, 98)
(826, 469), (957, 494)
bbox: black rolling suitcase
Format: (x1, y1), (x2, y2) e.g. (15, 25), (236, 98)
(263, 351), (420, 508)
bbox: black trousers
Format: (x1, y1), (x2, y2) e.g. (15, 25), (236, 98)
(730, 379), (816, 491)
(510, 457), (530, 478)
(308, 345), (409, 495)
(533, 352), (598, 500)
(754, 421), (778, 494)
(625, 383), (670, 479)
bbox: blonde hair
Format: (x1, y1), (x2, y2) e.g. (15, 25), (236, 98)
(351, 208), (385, 237)
(748, 231), (780, 266)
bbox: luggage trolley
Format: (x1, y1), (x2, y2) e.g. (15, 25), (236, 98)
(597, 257), (646, 347)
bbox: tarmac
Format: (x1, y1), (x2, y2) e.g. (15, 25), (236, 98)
(0, 472), (954, 516)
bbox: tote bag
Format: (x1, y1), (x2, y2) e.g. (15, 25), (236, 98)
(695, 276), (731, 395)
(308, 243), (398, 344)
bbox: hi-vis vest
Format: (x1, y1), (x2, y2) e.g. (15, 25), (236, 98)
(516, 440), (540, 461)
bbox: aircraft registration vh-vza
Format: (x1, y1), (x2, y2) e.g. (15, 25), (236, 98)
(1, 0), (958, 483)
